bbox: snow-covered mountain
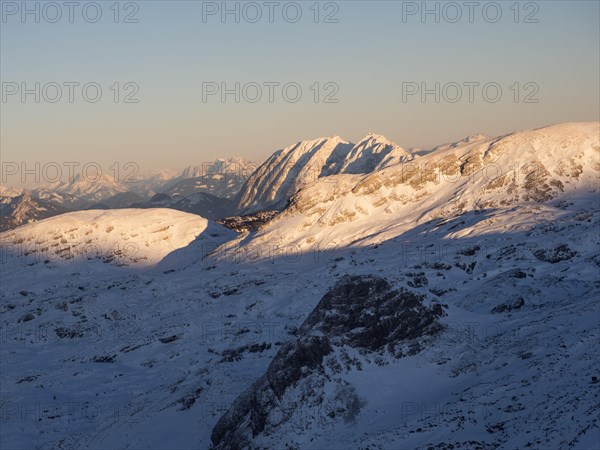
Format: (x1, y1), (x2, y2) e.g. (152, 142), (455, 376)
(235, 134), (416, 214)
(231, 122), (599, 253)
(235, 136), (354, 213)
(29, 189), (80, 208)
(0, 185), (24, 198)
(0, 193), (69, 232)
(235, 136), (353, 214)
(335, 133), (414, 174)
(127, 169), (179, 198)
(179, 157), (255, 180)
(39, 173), (130, 208)
(0, 122), (599, 450)
(164, 158), (259, 200)
(0, 158), (257, 230)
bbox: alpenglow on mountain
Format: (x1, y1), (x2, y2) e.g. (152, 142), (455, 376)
(1, 122), (598, 450)
(234, 133), (416, 214)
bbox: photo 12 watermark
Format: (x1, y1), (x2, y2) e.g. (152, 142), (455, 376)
(1, 1), (140, 24)
(1, 82), (140, 104)
(401, 81), (540, 104)
(0, 161), (140, 185)
(401, 1), (539, 24)
(201, 1), (339, 24)
(201, 81), (340, 104)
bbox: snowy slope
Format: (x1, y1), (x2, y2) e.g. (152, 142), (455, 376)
(211, 204), (600, 450)
(230, 122), (599, 254)
(235, 134), (417, 214)
(0, 208), (231, 267)
(235, 136), (353, 214)
(336, 133), (414, 174)
(1, 198), (598, 450)
(0, 122), (598, 450)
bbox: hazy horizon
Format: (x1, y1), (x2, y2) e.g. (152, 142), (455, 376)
(2, 1), (599, 180)
(3, 119), (600, 189)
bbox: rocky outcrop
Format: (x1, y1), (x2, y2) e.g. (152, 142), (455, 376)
(210, 275), (444, 449)
(217, 211), (279, 233)
(300, 275), (443, 352)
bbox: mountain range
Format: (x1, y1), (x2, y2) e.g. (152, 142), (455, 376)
(2, 133), (448, 230)
(0, 158), (258, 230)
(0, 122), (599, 449)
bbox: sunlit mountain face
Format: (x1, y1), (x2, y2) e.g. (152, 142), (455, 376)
(1, 122), (599, 449)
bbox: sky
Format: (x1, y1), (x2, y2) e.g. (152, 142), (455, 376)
(1, 0), (599, 183)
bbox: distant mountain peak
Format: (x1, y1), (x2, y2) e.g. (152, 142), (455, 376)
(360, 133), (396, 146)
(0, 185), (25, 197)
(179, 158), (258, 179)
(236, 137), (354, 214)
(463, 133), (490, 142)
(0, 192), (68, 231)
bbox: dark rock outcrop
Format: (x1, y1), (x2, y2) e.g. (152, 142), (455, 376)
(491, 297), (525, 314)
(217, 211), (279, 233)
(533, 244), (578, 263)
(300, 275), (441, 352)
(210, 275), (444, 449)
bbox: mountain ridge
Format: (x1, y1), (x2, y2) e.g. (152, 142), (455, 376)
(0, 121), (598, 450)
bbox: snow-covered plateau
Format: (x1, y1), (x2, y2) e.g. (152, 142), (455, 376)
(0, 122), (599, 450)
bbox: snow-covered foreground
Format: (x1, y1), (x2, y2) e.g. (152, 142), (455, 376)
(1, 123), (599, 450)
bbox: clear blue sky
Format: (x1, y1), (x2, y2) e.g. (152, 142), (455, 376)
(1, 0), (599, 177)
